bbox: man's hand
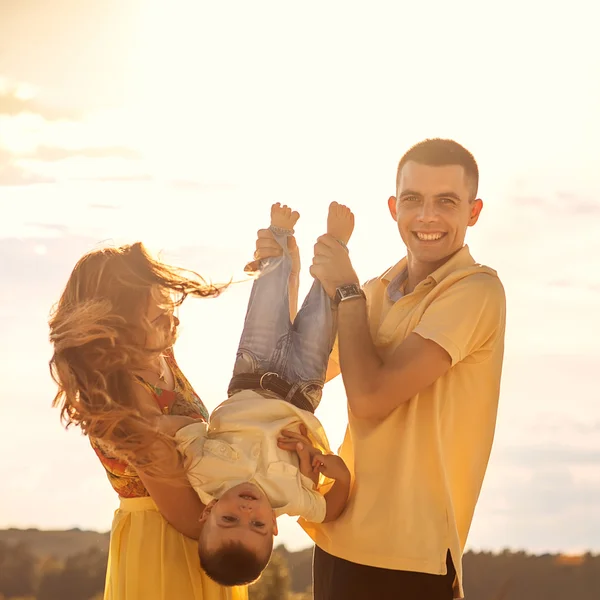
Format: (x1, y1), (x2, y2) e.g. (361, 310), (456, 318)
(252, 228), (300, 276)
(310, 234), (359, 298)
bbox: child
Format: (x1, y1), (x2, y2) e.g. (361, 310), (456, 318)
(161, 202), (355, 587)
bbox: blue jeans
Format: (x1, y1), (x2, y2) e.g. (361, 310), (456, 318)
(229, 226), (337, 410)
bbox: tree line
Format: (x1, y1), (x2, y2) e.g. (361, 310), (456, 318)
(1, 539), (598, 599)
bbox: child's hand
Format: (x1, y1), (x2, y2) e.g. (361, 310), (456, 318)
(277, 424), (322, 485)
(277, 424), (350, 485)
(311, 453), (350, 484)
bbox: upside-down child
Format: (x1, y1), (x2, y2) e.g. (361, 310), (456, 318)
(159, 202), (356, 586)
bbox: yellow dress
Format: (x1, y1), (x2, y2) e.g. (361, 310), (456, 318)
(91, 350), (248, 600)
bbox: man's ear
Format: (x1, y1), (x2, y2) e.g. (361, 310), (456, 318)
(388, 195), (398, 221)
(199, 499), (217, 524)
(468, 198), (484, 227)
(272, 512), (278, 536)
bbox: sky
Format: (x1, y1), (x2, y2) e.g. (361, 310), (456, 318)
(1, 0), (599, 554)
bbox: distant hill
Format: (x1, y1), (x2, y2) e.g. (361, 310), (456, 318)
(0, 528), (109, 561)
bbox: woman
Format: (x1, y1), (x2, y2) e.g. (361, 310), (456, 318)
(49, 242), (248, 600)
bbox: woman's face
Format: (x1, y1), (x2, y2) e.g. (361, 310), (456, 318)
(145, 288), (177, 350)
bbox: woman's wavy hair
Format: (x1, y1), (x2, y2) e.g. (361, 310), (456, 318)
(49, 242), (226, 478)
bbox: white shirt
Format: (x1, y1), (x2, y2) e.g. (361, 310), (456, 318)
(176, 389), (332, 523)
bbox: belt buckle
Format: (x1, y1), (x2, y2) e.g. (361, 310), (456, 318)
(259, 372), (277, 390)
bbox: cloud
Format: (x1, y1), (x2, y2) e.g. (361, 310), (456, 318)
(0, 148), (53, 186)
(73, 174), (153, 183)
(24, 145), (141, 162)
(496, 444), (600, 468)
(0, 86), (80, 121)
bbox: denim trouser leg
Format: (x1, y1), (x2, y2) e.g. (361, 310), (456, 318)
(231, 226), (294, 379)
(230, 227), (337, 411)
(283, 279), (336, 410)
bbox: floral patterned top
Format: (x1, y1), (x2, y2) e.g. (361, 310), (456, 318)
(90, 349), (209, 498)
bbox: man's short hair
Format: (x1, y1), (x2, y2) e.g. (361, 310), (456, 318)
(396, 138), (479, 200)
(198, 540), (272, 586)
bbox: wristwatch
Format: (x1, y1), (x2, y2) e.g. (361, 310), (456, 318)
(333, 283), (366, 306)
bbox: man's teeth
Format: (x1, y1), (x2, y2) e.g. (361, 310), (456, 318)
(416, 232), (444, 241)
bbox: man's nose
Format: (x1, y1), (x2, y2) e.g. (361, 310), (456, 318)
(417, 199), (438, 221)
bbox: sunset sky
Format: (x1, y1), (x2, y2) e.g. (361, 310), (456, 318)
(1, 0), (599, 553)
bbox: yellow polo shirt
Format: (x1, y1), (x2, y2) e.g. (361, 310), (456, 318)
(300, 245), (506, 599)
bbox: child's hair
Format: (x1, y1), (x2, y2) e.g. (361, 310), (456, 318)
(198, 539), (273, 586)
(49, 241), (226, 477)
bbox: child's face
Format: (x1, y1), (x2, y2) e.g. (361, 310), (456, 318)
(200, 482), (278, 557)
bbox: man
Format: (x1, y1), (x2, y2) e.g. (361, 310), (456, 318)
(254, 139), (506, 599)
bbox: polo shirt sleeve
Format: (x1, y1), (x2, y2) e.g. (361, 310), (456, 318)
(412, 273), (506, 366)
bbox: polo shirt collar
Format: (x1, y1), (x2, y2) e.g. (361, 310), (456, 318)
(381, 245), (476, 288)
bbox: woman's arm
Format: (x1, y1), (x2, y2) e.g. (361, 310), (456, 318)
(131, 384), (206, 540)
(136, 469), (205, 540)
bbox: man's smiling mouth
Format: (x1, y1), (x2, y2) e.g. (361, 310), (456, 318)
(413, 232), (446, 241)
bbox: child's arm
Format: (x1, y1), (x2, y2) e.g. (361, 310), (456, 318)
(314, 454), (351, 522)
(278, 427), (351, 522)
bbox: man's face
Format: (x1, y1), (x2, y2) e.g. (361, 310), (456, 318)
(388, 161), (483, 267)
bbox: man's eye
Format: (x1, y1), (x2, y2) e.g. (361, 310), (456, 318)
(440, 197), (456, 204)
(253, 521), (266, 528)
(402, 196), (418, 202)
(223, 516), (237, 523)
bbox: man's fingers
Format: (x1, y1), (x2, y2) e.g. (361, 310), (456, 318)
(316, 234), (341, 249)
(311, 254), (330, 266)
(313, 241), (335, 258)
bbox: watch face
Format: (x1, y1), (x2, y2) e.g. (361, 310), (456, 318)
(339, 284), (360, 298)
(334, 283), (363, 305)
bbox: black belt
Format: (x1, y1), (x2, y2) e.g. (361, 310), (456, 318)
(228, 372), (315, 413)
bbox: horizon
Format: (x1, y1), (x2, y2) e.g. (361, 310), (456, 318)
(1, 0), (599, 557)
